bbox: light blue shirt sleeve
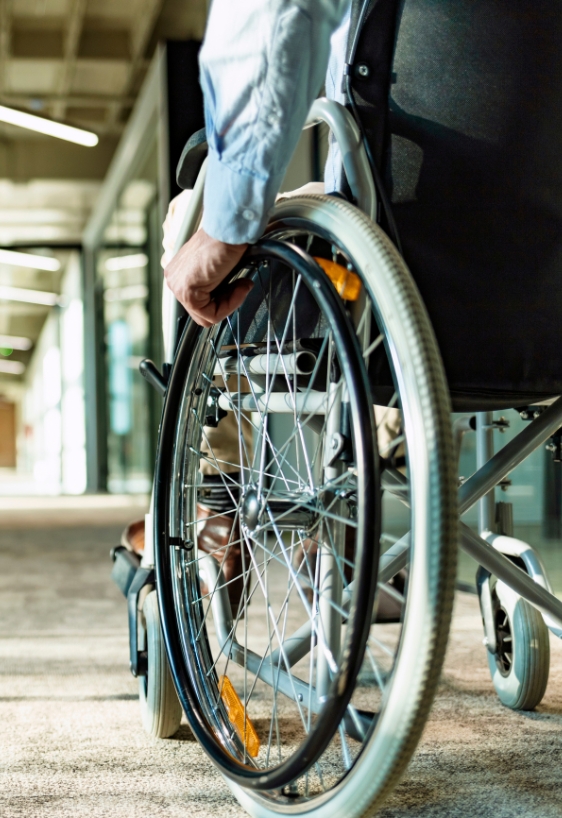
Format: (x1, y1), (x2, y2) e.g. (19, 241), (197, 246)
(200, 0), (350, 244)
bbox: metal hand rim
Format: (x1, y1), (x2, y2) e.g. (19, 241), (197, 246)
(154, 238), (381, 791)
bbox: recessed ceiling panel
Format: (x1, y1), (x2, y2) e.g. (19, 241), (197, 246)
(78, 28), (130, 59)
(85, 0), (146, 23)
(12, 0), (72, 17)
(12, 29), (64, 58)
(71, 60), (129, 95)
(7, 59), (62, 94)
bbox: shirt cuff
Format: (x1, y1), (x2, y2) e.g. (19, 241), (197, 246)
(201, 149), (280, 244)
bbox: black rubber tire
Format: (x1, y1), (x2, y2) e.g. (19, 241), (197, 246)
(155, 195), (457, 818)
(139, 590), (182, 738)
(230, 196), (457, 817)
(488, 580), (550, 711)
(156, 238), (379, 789)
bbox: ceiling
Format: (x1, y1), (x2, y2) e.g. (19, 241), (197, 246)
(0, 0), (207, 177)
(0, 0), (207, 392)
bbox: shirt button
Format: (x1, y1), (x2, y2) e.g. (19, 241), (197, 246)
(242, 209), (255, 220)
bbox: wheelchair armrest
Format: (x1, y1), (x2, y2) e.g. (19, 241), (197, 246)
(176, 127), (208, 190)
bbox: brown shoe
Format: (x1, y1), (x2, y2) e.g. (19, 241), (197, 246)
(121, 511), (248, 616)
(121, 519), (145, 556)
(197, 503), (247, 618)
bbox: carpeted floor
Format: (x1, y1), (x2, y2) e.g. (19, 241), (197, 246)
(1, 518), (561, 817)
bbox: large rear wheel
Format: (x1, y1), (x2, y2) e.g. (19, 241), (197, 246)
(155, 196), (457, 816)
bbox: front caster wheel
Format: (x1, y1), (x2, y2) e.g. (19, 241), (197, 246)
(488, 580), (550, 711)
(139, 590), (182, 737)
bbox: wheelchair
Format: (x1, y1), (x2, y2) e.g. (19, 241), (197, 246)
(118, 4), (562, 815)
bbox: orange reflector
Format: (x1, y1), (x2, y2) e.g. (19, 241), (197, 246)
(218, 675), (260, 758)
(314, 257), (362, 301)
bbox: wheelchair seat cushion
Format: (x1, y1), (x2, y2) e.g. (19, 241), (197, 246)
(351, 0), (562, 409)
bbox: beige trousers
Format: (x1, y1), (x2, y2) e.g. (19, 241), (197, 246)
(199, 412), (254, 476)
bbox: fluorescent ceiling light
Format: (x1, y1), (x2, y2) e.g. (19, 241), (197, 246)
(0, 105), (98, 147)
(105, 253), (148, 271)
(0, 360), (24, 375)
(0, 248), (60, 271)
(0, 285), (59, 306)
(0, 334), (32, 351)
(104, 284), (149, 302)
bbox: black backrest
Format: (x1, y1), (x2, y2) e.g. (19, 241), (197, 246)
(351, 0), (562, 407)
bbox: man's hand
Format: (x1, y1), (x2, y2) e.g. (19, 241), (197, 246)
(164, 229), (252, 327)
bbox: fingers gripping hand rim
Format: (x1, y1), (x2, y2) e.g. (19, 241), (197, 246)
(164, 228), (251, 327)
(189, 279), (255, 328)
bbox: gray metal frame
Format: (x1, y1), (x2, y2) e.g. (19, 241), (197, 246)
(307, 95), (562, 637)
(150, 95), (562, 698)
(462, 403), (562, 634)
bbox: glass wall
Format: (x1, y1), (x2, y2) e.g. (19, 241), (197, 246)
(82, 43), (205, 493)
(95, 143), (160, 494)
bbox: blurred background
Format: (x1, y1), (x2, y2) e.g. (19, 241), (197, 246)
(0, 0), (559, 578)
(0, 0), (321, 500)
(0, 0), (209, 499)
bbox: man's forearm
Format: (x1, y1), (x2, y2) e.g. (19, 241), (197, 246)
(199, 0), (350, 245)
